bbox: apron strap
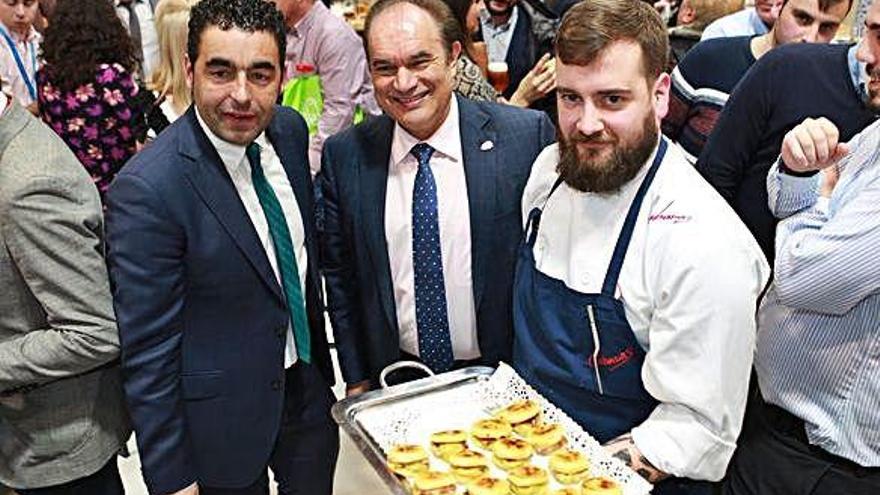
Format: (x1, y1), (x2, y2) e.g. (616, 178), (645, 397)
(600, 138), (668, 297)
(525, 175), (566, 247)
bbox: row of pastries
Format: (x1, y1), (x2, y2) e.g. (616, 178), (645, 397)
(386, 400), (625, 495)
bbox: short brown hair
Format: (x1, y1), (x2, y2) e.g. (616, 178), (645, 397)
(556, 0), (668, 80)
(685, 0), (743, 31)
(364, 0), (463, 59)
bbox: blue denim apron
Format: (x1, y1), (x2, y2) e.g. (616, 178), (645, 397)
(512, 139), (711, 495)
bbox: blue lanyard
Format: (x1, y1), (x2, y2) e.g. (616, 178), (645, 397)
(0, 26), (37, 101)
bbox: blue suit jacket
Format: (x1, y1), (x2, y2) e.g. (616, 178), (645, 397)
(504, 5), (538, 100)
(106, 107), (333, 493)
(320, 95), (556, 385)
(496, 5), (556, 115)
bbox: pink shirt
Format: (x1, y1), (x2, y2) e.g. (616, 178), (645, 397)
(0, 22), (40, 107)
(384, 97), (480, 361)
(284, 1), (379, 175)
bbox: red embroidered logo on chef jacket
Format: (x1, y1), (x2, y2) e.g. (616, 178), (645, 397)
(586, 346), (636, 371)
(649, 201), (691, 224)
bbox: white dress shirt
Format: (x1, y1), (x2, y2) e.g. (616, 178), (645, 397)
(385, 97), (480, 361)
(115, 0), (159, 79)
(0, 22), (40, 107)
(700, 8), (769, 41)
(480, 5), (519, 64)
(196, 110), (307, 369)
(522, 141), (770, 480)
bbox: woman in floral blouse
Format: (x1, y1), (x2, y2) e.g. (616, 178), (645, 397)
(37, 0), (145, 202)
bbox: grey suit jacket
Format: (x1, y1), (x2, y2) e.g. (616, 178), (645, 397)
(0, 103), (130, 489)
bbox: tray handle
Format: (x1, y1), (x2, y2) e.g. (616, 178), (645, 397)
(379, 360), (435, 389)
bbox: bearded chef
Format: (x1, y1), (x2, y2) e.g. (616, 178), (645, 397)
(511, 1), (770, 494)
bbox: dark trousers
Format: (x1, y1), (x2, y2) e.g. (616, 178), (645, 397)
(723, 395), (880, 495)
(201, 362), (340, 495)
(15, 456), (123, 495)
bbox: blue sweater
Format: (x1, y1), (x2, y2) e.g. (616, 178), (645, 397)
(696, 43), (877, 261)
(664, 36), (756, 159)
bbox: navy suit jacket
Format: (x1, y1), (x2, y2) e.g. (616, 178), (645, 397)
(320, 95), (556, 385)
(504, 5), (538, 100)
(106, 107), (333, 493)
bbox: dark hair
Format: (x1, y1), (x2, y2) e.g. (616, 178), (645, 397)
(187, 0), (287, 66)
(40, 0), (138, 92)
(364, 0), (464, 59)
(438, 0), (476, 58)
(556, 0), (668, 80)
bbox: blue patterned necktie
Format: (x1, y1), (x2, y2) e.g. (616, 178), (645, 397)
(246, 143), (311, 363)
(410, 143), (454, 373)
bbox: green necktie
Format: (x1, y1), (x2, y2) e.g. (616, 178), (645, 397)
(246, 143), (311, 363)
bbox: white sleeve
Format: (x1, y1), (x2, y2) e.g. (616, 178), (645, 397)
(631, 224), (769, 480)
(521, 143), (560, 229)
(699, 20), (724, 40)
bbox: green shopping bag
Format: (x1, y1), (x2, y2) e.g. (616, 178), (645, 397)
(281, 71), (366, 137)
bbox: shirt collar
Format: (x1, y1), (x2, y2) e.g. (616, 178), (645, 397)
(291, 1), (325, 38)
(0, 21), (38, 43)
(480, 5), (518, 35)
(848, 43), (869, 104)
(748, 8), (769, 33)
(390, 95), (462, 167)
(195, 107), (268, 172)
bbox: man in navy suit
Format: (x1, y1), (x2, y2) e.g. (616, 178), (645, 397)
(106, 0), (337, 493)
(321, 0), (556, 396)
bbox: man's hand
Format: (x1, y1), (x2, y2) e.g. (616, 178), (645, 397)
(604, 433), (669, 483)
(781, 117), (849, 173)
(168, 482), (199, 495)
(346, 380), (371, 397)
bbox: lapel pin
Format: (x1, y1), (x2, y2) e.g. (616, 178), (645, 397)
(480, 140), (494, 151)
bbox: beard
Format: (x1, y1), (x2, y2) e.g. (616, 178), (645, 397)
(486, 1), (515, 17)
(557, 112), (659, 194)
(864, 63), (880, 112)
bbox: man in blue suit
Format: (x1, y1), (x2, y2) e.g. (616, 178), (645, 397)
(106, 0), (337, 493)
(321, 0), (556, 396)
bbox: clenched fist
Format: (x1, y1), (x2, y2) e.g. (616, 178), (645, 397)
(781, 117), (849, 173)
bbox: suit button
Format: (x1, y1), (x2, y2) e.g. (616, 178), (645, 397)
(277, 327), (285, 339)
(271, 379), (281, 390)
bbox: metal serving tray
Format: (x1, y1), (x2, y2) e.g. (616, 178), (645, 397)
(331, 367), (495, 494)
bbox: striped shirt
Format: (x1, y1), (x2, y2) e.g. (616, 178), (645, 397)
(758, 118), (880, 467)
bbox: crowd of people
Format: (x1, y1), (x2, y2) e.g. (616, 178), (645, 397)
(0, 0), (878, 494)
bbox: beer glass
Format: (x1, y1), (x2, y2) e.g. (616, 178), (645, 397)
(487, 61), (510, 94)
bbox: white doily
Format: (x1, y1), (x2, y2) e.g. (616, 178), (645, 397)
(355, 363), (653, 494)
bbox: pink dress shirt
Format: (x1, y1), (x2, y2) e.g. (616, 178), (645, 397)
(384, 97), (480, 361)
(284, 1), (380, 175)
